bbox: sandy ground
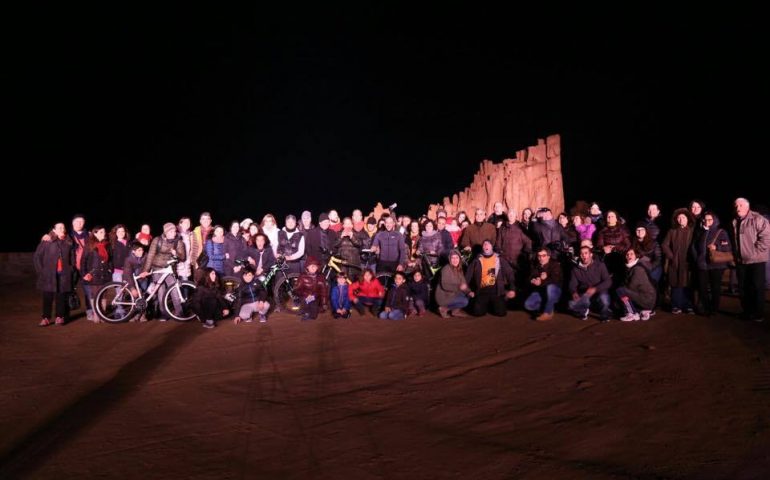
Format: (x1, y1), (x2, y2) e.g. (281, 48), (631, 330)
(2, 273), (770, 479)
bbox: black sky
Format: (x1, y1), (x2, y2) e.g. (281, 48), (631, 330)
(5, 5), (768, 251)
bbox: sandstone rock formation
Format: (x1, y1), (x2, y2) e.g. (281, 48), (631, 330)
(427, 134), (564, 221)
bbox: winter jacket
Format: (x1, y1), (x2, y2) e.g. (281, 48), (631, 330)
(733, 210), (770, 264)
(691, 216), (731, 270)
(435, 265), (466, 306)
(331, 283), (352, 311)
(496, 222), (533, 270)
(622, 262), (656, 310)
(373, 229), (408, 266)
(34, 236), (75, 293)
(465, 253), (516, 297)
(348, 278), (385, 300)
(568, 259), (612, 295)
(384, 283), (410, 312)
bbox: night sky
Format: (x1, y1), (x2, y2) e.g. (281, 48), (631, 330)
(6, 5), (768, 251)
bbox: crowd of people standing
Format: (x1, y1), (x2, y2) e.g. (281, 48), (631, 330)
(33, 197), (769, 327)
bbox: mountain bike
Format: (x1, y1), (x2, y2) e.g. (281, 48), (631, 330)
(94, 256), (197, 323)
(262, 257), (302, 313)
(320, 248), (362, 283)
(417, 252), (442, 282)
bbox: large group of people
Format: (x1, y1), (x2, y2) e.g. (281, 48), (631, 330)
(33, 197), (770, 328)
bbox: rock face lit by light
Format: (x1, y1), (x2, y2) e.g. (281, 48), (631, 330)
(428, 134), (565, 219)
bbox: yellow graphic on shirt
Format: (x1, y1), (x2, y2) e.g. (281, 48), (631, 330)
(481, 256), (497, 287)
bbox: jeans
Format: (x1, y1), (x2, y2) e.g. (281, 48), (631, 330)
(443, 294), (469, 310)
(568, 291), (611, 317)
(379, 309), (405, 320)
(524, 284), (562, 314)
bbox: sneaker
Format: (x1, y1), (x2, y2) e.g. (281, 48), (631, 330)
(39, 318), (51, 327)
(300, 313), (312, 321)
(535, 312), (553, 322)
(620, 312), (640, 322)
(451, 309), (469, 317)
(259, 314), (267, 323)
(671, 307), (682, 315)
(438, 307), (450, 319)
(753, 316), (765, 323)
(86, 310), (94, 321)
(580, 308), (590, 321)
(685, 308), (695, 315)
(245, 316), (254, 323)
(55, 317), (65, 325)
(202, 319), (215, 329)
(640, 310), (652, 321)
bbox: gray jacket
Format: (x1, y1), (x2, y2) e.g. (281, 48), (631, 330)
(732, 211), (770, 264)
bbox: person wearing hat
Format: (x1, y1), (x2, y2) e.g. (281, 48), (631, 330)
(294, 255), (328, 320)
(142, 222), (186, 319)
(304, 212), (339, 266)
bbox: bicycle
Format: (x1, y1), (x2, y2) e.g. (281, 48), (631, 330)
(320, 248), (362, 284)
(417, 252), (442, 282)
(94, 256), (197, 323)
(262, 256), (302, 313)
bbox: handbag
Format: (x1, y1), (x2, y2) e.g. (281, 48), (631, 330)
(67, 288), (81, 310)
(197, 250), (210, 268)
(707, 234), (734, 264)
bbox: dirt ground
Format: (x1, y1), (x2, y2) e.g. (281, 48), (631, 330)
(2, 273), (770, 480)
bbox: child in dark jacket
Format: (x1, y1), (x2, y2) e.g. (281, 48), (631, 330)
(330, 272), (352, 318)
(233, 266), (270, 323)
(408, 270), (430, 316)
(380, 271), (409, 320)
(294, 256), (328, 320)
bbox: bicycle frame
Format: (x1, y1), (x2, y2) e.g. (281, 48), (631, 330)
(323, 254), (361, 283)
(94, 257), (197, 323)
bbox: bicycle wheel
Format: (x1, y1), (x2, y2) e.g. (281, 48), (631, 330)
(163, 281), (198, 321)
(273, 273), (301, 313)
(376, 272), (393, 290)
(95, 282), (136, 323)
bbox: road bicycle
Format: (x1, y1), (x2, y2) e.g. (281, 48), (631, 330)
(94, 256), (197, 323)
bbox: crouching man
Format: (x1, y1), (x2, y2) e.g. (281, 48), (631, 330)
(233, 266), (270, 324)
